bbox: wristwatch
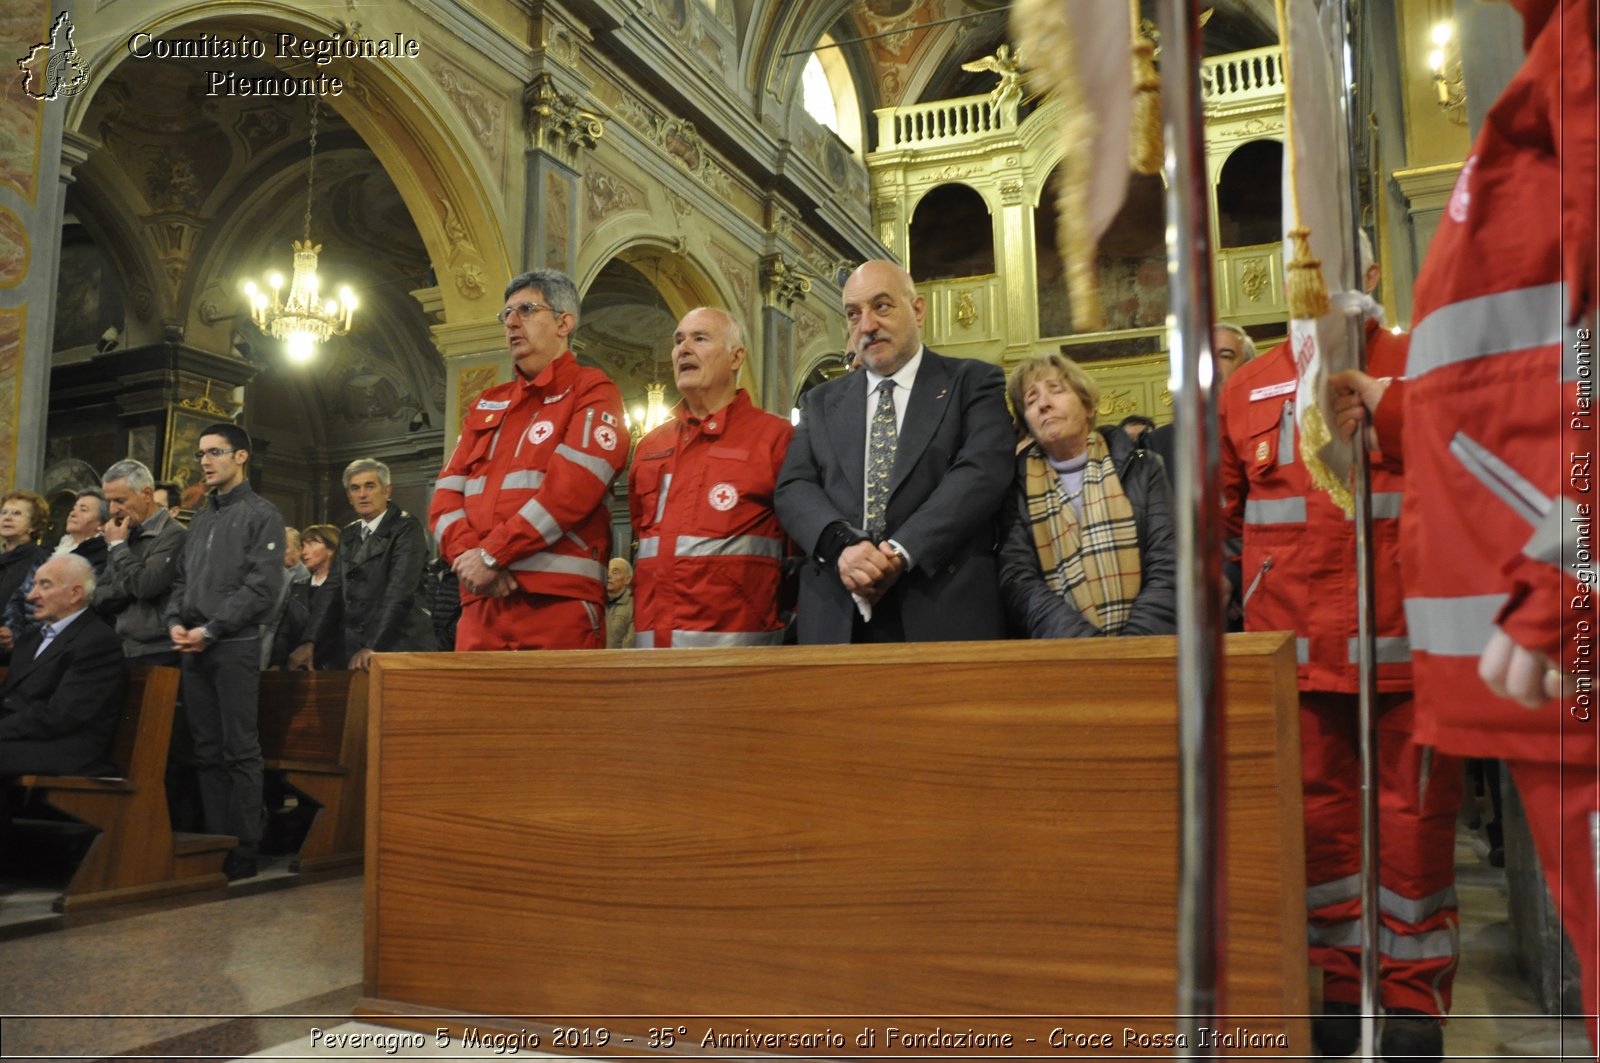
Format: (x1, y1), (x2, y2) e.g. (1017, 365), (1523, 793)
(478, 547), (500, 570)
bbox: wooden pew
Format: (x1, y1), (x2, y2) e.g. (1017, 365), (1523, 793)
(358, 635), (1309, 1057)
(14, 665), (234, 912)
(257, 670), (368, 872)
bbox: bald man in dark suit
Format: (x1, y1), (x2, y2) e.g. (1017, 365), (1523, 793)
(775, 260), (1014, 644)
(0, 554), (127, 777)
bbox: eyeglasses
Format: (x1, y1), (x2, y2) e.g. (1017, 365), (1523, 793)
(195, 447), (238, 461)
(497, 302), (557, 325)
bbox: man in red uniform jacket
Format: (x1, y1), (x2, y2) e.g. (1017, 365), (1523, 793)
(1335, 1), (1598, 1051)
(430, 269), (627, 651)
(1222, 255), (1461, 1061)
(629, 307), (794, 648)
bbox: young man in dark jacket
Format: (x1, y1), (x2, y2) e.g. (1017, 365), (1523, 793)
(164, 424), (285, 880)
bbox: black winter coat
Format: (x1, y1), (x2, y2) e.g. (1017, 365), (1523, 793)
(997, 426), (1177, 638)
(304, 504), (437, 659)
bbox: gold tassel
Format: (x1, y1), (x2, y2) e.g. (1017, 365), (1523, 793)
(1285, 226), (1330, 318)
(1299, 403), (1354, 512)
(1129, 1), (1162, 175)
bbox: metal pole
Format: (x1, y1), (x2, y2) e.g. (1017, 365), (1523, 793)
(1334, 1), (1381, 1057)
(1156, 0), (1228, 1053)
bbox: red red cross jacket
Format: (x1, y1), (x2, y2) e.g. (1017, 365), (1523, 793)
(1373, 0), (1597, 763)
(1220, 321), (1413, 693)
(628, 390), (794, 648)
(429, 352), (627, 605)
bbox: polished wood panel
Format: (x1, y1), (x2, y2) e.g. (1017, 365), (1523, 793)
(361, 636), (1306, 1057)
(15, 666), (233, 911)
(258, 670), (369, 872)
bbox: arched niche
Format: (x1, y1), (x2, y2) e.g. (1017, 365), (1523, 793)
(908, 182), (995, 282)
(1034, 168), (1167, 343)
(1216, 139), (1284, 248)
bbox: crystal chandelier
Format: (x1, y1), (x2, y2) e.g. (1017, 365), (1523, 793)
(627, 381), (672, 440)
(241, 101), (357, 363)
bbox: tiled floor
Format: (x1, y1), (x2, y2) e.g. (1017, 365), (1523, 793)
(0, 832), (1592, 1061)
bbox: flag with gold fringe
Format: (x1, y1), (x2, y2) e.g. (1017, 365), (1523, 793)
(1012, 0), (1141, 333)
(1278, 0), (1362, 512)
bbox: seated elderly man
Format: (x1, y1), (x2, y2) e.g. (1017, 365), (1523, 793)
(0, 554), (127, 778)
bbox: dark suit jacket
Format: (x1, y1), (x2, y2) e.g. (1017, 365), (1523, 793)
(774, 348), (1016, 644)
(0, 609), (127, 776)
(304, 503), (437, 662)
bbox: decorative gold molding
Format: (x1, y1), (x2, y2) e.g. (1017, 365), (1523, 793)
(760, 253), (811, 311)
(524, 75), (603, 159)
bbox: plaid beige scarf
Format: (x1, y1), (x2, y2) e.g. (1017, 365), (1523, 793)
(1024, 431), (1143, 633)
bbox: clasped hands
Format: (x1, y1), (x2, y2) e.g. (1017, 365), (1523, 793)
(451, 549), (517, 598)
(838, 539), (905, 605)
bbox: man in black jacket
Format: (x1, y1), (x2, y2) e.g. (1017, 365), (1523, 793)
(95, 459), (187, 663)
(0, 554), (126, 777)
(164, 424), (285, 880)
(291, 457), (436, 672)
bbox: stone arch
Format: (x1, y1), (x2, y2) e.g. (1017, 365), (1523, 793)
(62, 3), (511, 329)
(575, 237), (761, 419)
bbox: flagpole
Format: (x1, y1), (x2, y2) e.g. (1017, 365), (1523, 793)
(1155, 0), (1228, 1052)
(1332, 1), (1382, 1057)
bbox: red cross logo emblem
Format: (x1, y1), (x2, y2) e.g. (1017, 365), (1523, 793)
(708, 482), (738, 511)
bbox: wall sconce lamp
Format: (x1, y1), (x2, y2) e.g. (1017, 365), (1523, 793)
(1427, 21), (1467, 125)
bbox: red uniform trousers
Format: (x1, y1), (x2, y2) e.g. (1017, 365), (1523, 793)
(1301, 691), (1464, 1013)
(455, 592), (602, 651)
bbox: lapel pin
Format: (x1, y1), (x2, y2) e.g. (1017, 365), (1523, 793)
(937, 388), (949, 399)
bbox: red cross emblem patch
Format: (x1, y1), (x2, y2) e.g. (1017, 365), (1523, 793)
(708, 482), (738, 511)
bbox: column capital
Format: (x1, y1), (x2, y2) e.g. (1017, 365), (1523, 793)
(523, 74), (604, 162)
(760, 254), (811, 312)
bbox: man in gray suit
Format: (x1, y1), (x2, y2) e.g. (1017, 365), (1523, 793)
(775, 260), (1014, 644)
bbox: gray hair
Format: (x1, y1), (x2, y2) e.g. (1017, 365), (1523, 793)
(77, 488), (110, 525)
(50, 552), (96, 600)
(1214, 322), (1257, 363)
(343, 457), (392, 489)
(102, 458), (155, 493)
(685, 306), (746, 351)
(505, 269), (580, 324)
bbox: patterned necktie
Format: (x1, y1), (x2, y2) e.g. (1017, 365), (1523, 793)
(865, 379), (897, 538)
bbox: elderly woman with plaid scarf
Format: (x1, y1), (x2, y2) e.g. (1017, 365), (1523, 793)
(997, 355), (1176, 638)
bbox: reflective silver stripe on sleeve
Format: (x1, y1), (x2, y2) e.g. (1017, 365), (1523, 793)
(1403, 594), (1507, 657)
(675, 534), (785, 560)
(433, 509), (466, 538)
(654, 473), (673, 524)
(1408, 283), (1567, 380)
(436, 475), (468, 493)
(1244, 496), (1307, 525)
(1379, 884), (1459, 925)
(516, 497), (563, 543)
(636, 536), (660, 560)
(506, 553), (606, 581)
(1305, 873), (1360, 911)
(1448, 431), (1551, 527)
(464, 476), (487, 497)
(636, 630), (655, 648)
(501, 470), (546, 491)
(1345, 636), (1411, 664)
(1295, 638), (1309, 665)
(556, 443), (615, 487)
(671, 629), (785, 648)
